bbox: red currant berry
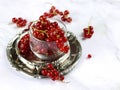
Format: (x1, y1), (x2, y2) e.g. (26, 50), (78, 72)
(41, 69), (48, 76)
(61, 16), (66, 21)
(59, 75), (64, 81)
(17, 17), (23, 24)
(67, 17), (72, 23)
(63, 45), (69, 53)
(59, 11), (63, 16)
(90, 29), (94, 34)
(64, 10), (69, 15)
(83, 28), (88, 33)
(51, 77), (56, 81)
(39, 15), (46, 21)
(23, 19), (27, 24)
(51, 6), (56, 11)
(87, 54), (92, 59)
(57, 42), (64, 49)
(89, 26), (93, 30)
(44, 12), (49, 17)
(55, 9), (59, 14)
(47, 63), (54, 69)
(83, 25), (94, 39)
(18, 34), (30, 55)
(12, 17), (18, 23)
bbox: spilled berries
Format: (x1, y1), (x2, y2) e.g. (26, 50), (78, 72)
(42, 6), (72, 23)
(83, 25), (94, 39)
(41, 63), (64, 81)
(14, 6), (73, 81)
(10, 5), (95, 82)
(18, 34), (30, 55)
(12, 17), (27, 27)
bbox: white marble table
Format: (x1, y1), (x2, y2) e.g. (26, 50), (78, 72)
(0, 0), (120, 90)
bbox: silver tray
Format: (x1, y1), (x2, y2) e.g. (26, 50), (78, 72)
(6, 31), (82, 78)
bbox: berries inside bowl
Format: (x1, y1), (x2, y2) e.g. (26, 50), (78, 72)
(29, 18), (70, 61)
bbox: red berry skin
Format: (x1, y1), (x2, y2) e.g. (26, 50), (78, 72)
(64, 10), (69, 15)
(83, 28), (88, 33)
(63, 45), (69, 53)
(61, 16), (66, 21)
(12, 17), (18, 23)
(89, 26), (93, 30)
(57, 42), (64, 49)
(18, 34), (30, 55)
(55, 9), (59, 14)
(44, 12), (49, 17)
(51, 6), (56, 10)
(47, 72), (52, 77)
(33, 30), (45, 40)
(19, 21), (26, 27)
(53, 70), (59, 76)
(16, 23), (21, 27)
(45, 38), (52, 42)
(18, 17), (23, 20)
(84, 33), (92, 38)
(87, 54), (92, 58)
(51, 77), (56, 81)
(23, 19), (27, 24)
(41, 69), (48, 76)
(59, 75), (64, 81)
(67, 17), (72, 23)
(90, 30), (94, 34)
(39, 15), (46, 21)
(47, 63), (54, 69)
(17, 17), (23, 24)
(59, 12), (63, 16)
(12, 17), (27, 27)
(48, 13), (54, 18)
(41, 62), (65, 81)
(83, 26), (94, 39)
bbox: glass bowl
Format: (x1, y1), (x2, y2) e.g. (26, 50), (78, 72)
(29, 19), (70, 61)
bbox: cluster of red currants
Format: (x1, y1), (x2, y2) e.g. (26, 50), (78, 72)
(18, 34), (30, 55)
(43, 6), (72, 23)
(14, 6), (73, 81)
(41, 63), (64, 81)
(83, 26), (94, 39)
(12, 17), (27, 27)
(61, 10), (72, 23)
(32, 15), (69, 54)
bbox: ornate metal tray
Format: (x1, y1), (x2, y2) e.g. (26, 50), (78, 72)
(6, 31), (82, 78)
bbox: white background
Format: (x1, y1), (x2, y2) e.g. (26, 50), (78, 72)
(0, 0), (120, 90)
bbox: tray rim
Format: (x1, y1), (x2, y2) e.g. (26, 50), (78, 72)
(6, 31), (82, 78)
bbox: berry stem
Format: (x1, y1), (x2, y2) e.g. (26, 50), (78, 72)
(88, 16), (93, 26)
(87, 16), (93, 34)
(32, 27), (47, 33)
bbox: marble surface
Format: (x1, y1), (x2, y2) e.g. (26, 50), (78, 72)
(0, 0), (120, 90)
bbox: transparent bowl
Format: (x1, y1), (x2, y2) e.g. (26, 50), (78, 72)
(29, 19), (70, 61)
